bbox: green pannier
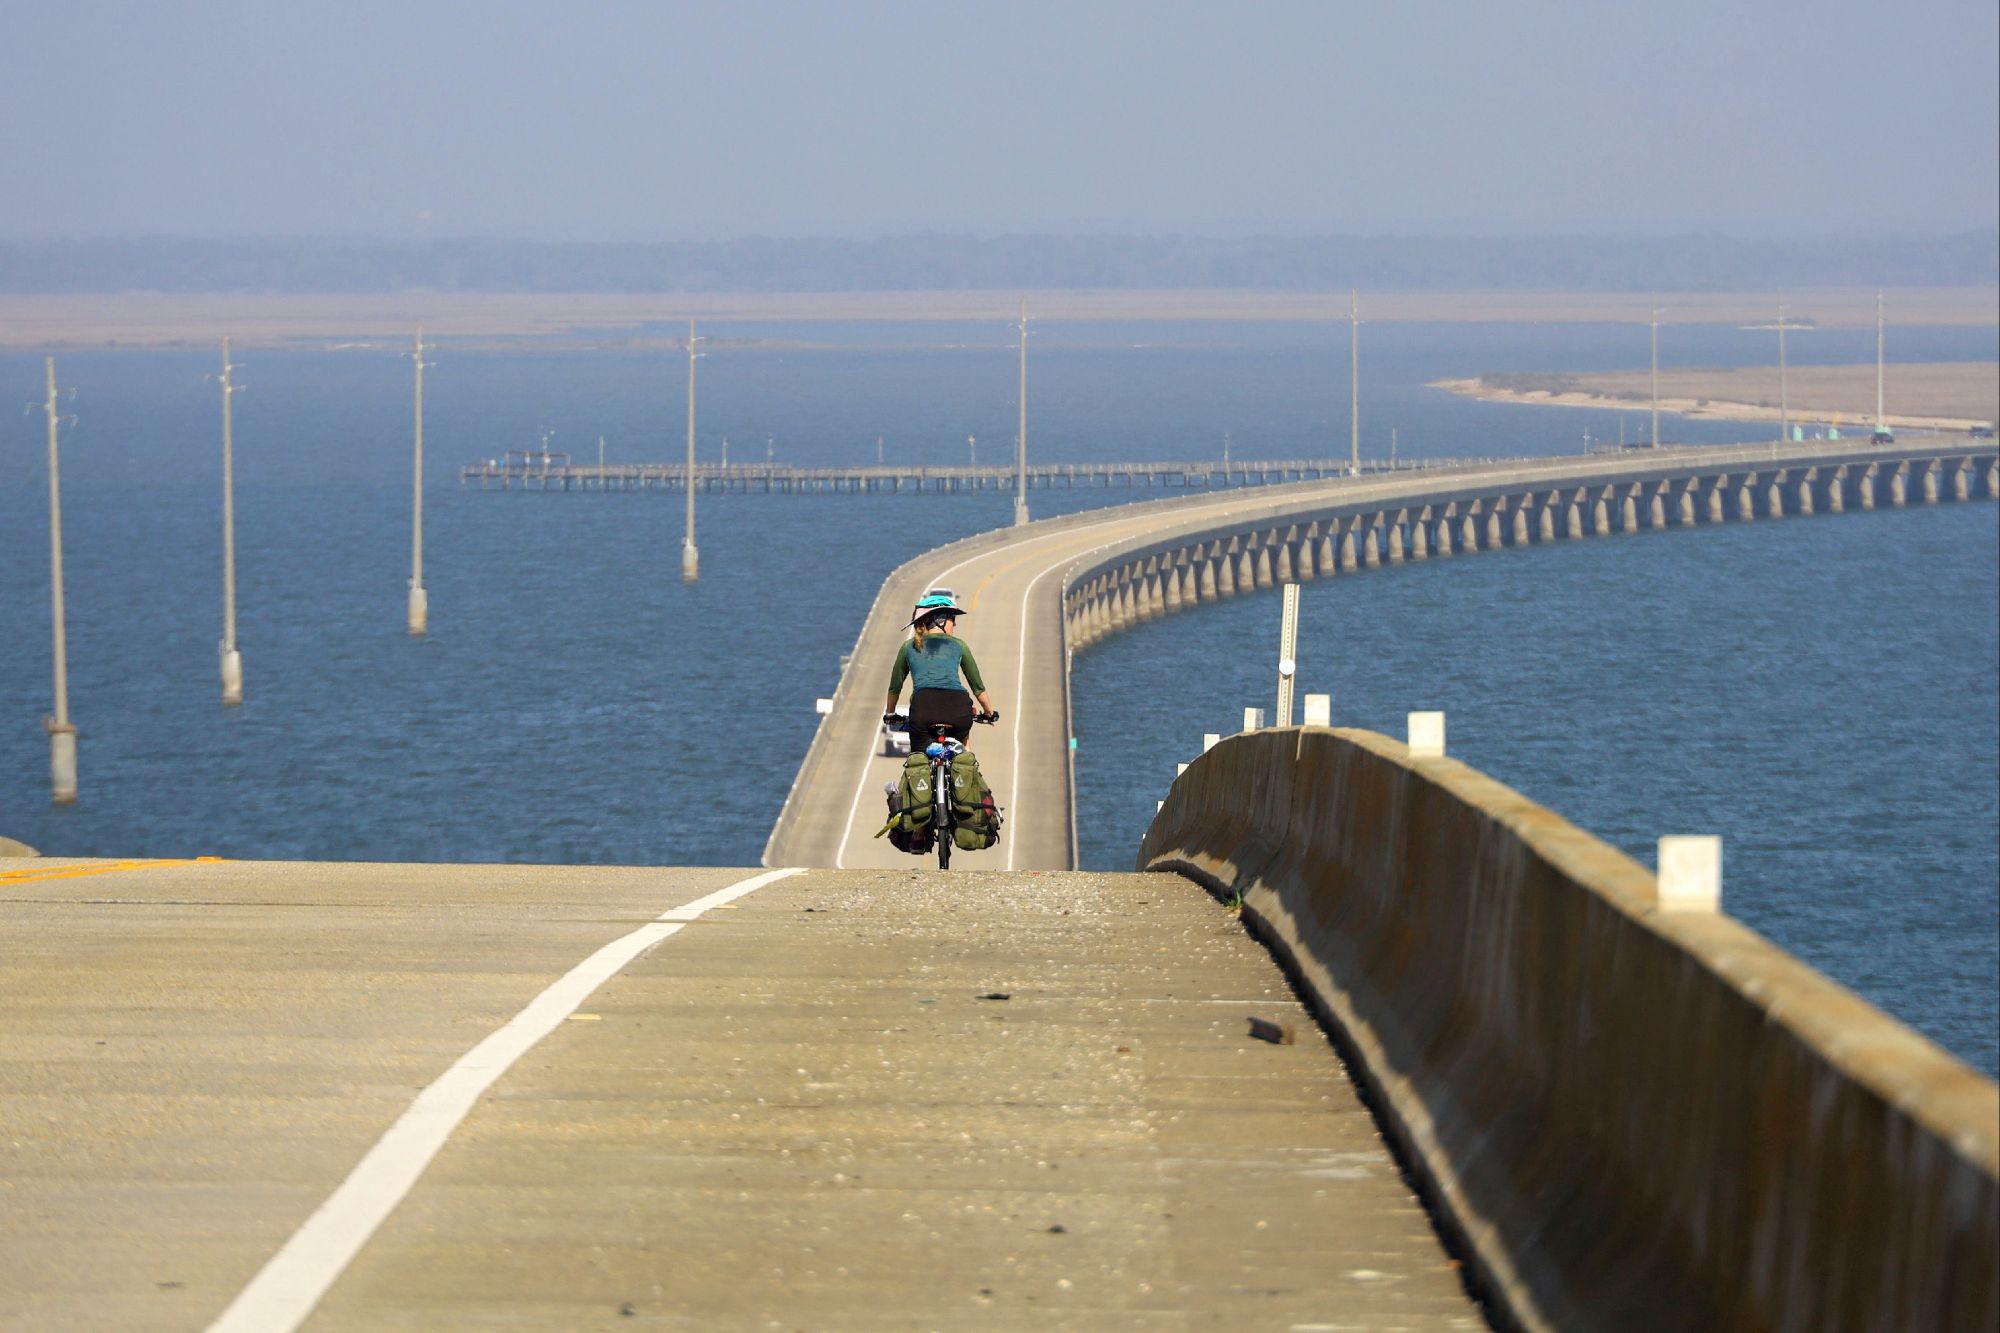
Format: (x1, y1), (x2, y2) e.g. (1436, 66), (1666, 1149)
(884, 753), (935, 853)
(948, 750), (1002, 851)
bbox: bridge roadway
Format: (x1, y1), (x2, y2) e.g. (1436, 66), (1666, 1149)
(0, 855), (1479, 1329)
(767, 436), (1998, 873)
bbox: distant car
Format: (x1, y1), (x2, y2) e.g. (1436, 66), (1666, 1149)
(1970, 422), (1995, 439)
(1872, 427), (1896, 445)
(880, 716), (911, 757)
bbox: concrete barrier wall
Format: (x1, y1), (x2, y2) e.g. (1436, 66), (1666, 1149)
(1139, 727), (1999, 1332)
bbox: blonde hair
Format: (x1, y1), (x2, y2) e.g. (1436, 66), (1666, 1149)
(911, 613), (954, 651)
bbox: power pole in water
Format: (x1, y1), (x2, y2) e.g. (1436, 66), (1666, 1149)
(1349, 292), (1361, 476)
(1777, 300), (1790, 444)
(968, 434), (976, 468)
(219, 338), (243, 703)
(1650, 309), (1661, 448)
(42, 359), (77, 803)
(876, 435), (884, 466)
(408, 328), (428, 635)
(1875, 291), (1887, 434)
(1274, 583), (1301, 728)
(1015, 298), (1030, 526)
(683, 319), (700, 581)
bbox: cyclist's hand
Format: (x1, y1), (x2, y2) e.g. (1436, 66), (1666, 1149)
(975, 710), (1000, 725)
(882, 712), (905, 726)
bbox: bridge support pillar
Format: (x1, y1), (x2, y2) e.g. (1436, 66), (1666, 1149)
(1274, 540), (1294, 582)
(1796, 471), (1815, 516)
(1858, 467), (1876, 509)
(1649, 486), (1667, 529)
(1592, 491), (1612, 536)
(1512, 502), (1530, 546)
(1200, 558), (1219, 600)
(1827, 467), (1847, 513)
(1737, 479), (1756, 521)
(1922, 463), (1940, 504)
(1565, 498), (1584, 539)
(1410, 512), (1430, 559)
(1387, 520), (1405, 563)
(1620, 488), (1639, 533)
(1485, 504), (1504, 549)
(1216, 553), (1236, 597)
(1987, 459), (1998, 499)
(1460, 511), (1480, 553)
(1538, 500), (1556, 542)
(1238, 548), (1259, 590)
(1953, 460), (1971, 501)
(1889, 465), (1907, 507)
(1254, 545), (1275, 589)
(1766, 472), (1786, 518)
(1361, 522), (1381, 567)
(1433, 515), (1454, 557)
(1340, 523), (1360, 571)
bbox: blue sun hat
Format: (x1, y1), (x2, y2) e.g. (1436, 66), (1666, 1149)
(907, 593), (968, 628)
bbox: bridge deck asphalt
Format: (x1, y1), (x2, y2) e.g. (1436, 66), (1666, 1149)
(1, 856), (1479, 1330)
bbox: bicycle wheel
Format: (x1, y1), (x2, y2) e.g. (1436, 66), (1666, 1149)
(935, 766), (952, 869)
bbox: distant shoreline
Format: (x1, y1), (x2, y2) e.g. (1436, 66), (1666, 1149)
(1434, 363), (1999, 431)
(0, 287), (1994, 349)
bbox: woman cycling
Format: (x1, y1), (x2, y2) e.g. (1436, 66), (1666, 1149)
(885, 594), (997, 745)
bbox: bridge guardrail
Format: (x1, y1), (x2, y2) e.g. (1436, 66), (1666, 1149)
(1140, 726), (1998, 1332)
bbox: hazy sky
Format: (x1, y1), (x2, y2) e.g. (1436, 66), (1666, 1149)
(3, 0), (1994, 241)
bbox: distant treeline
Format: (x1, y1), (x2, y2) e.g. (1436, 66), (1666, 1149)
(1, 231), (1993, 293)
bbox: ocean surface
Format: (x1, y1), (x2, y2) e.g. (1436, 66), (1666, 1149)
(2, 319), (1994, 1073)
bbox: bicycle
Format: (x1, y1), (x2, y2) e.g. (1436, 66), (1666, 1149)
(882, 711), (999, 869)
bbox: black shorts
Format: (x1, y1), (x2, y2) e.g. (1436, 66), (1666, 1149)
(907, 688), (974, 745)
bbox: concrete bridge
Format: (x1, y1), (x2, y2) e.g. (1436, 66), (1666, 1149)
(769, 436), (1998, 871)
(4, 436), (1994, 1330)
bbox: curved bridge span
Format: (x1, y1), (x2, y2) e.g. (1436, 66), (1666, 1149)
(765, 438), (1996, 870)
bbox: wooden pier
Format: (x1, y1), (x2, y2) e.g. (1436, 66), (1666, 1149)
(457, 455), (1495, 494)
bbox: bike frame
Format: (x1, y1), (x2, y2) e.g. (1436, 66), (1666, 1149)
(924, 727), (962, 869)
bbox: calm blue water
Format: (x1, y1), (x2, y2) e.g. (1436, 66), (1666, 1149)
(2, 322), (1994, 1072)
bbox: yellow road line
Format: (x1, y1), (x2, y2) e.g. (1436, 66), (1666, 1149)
(0, 856), (223, 887)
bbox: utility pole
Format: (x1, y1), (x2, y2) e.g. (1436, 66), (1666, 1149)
(1274, 583), (1301, 728)
(1014, 298), (1030, 526)
(721, 436), (728, 469)
(1650, 309), (1661, 448)
(1390, 428), (1398, 468)
(43, 358), (76, 804)
(408, 328), (428, 635)
(1349, 292), (1361, 476)
(1777, 300), (1790, 444)
(876, 434), (884, 466)
(968, 434), (976, 468)
(598, 435), (606, 489)
(1875, 290), (1887, 435)
(219, 338), (243, 704)
(1223, 430), (1231, 468)
(683, 319), (700, 581)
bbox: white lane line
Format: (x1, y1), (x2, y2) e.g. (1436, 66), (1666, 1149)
(207, 866), (806, 1333)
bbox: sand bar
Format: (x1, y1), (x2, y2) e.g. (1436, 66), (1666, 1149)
(0, 286), (1995, 349)
(1435, 362), (1999, 431)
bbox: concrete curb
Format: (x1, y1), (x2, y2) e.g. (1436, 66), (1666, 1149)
(1141, 727), (1999, 1332)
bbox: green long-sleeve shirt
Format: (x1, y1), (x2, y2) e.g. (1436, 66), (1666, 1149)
(888, 633), (985, 697)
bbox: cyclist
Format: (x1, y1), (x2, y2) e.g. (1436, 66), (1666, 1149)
(885, 594), (997, 745)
